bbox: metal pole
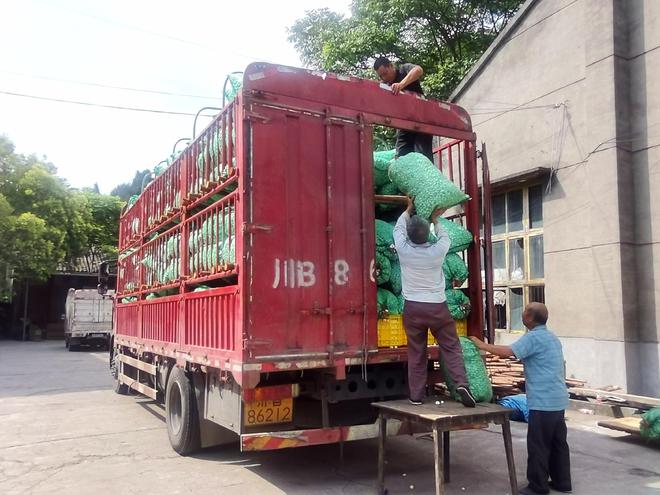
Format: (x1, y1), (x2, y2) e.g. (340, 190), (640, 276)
(22, 283), (29, 341)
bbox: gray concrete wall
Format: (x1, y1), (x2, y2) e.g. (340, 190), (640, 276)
(453, 0), (660, 395)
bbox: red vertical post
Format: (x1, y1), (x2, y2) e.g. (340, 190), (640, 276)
(463, 141), (483, 337)
(481, 143), (495, 343)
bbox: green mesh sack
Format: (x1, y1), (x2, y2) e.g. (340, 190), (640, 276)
(389, 152), (469, 220)
(376, 220), (398, 261)
(443, 253), (468, 288)
(193, 285), (211, 293)
(146, 293), (158, 300)
(397, 294), (405, 313)
(221, 236), (236, 264)
(442, 336), (493, 403)
(437, 218), (472, 254)
(446, 289), (471, 320)
(126, 195), (139, 210)
(166, 233), (180, 259)
(390, 260), (402, 295)
(375, 219), (394, 249)
(377, 288), (400, 315)
(154, 162), (167, 176)
(376, 252), (391, 285)
(377, 181), (401, 212)
(205, 243), (221, 269)
(373, 149), (396, 188)
(640, 408), (660, 440)
(224, 73), (243, 103)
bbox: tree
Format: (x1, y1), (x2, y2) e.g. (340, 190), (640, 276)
(110, 169), (151, 202)
(76, 191), (123, 270)
(289, 0), (523, 100)
(0, 135), (123, 284)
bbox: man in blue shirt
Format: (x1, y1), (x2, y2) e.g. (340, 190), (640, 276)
(470, 303), (572, 495)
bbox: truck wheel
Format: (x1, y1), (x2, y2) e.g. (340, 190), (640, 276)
(111, 349), (129, 395)
(166, 367), (201, 456)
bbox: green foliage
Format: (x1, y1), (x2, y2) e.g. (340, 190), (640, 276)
(289, 0), (523, 99)
(0, 135), (123, 283)
(110, 169), (151, 201)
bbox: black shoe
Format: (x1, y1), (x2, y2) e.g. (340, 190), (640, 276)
(456, 386), (476, 408)
(409, 399), (423, 405)
(549, 481), (572, 493)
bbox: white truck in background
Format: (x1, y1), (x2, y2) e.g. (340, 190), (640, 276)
(64, 289), (114, 351)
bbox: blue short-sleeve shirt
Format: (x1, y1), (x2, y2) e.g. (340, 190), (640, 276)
(510, 325), (569, 411)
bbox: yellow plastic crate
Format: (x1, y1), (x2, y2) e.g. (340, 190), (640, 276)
(377, 316), (468, 347)
(377, 315), (407, 347)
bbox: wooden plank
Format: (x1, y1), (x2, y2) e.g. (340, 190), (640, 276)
(569, 388), (660, 409)
(598, 417), (642, 435)
(377, 414), (386, 495)
(433, 423), (445, 495)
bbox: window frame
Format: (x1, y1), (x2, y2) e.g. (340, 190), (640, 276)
(488, 185), (545, 331)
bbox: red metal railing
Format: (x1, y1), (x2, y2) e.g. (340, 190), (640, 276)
(117, 247), (141, 295)
(141, 295), (179, 343)
(435, 139), (465, 190)
(184, 286), (238, 350)
(184, 101), (237, 203)
(143, 158), (182, 233)
(119, 197), (143, 251)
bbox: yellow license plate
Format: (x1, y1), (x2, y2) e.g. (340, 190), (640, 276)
(244, 398), (293, 426)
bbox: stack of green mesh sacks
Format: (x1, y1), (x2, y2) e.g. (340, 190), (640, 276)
(188, 208), (236, 274)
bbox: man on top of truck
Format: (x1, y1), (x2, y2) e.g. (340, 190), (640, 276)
(373, 56), (434, 161)
(394, 197), (476, 407)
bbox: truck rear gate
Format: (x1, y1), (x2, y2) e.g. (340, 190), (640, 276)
(111, 63), (488, 453)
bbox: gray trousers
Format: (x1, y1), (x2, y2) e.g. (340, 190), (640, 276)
(402, 300), (469, 401)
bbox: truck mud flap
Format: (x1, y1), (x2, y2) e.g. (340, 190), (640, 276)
(240, 419), (409, 451)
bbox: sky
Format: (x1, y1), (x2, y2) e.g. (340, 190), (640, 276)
(0, 0), (352, 193)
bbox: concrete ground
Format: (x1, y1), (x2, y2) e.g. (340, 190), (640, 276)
(0, 340), (658, 495)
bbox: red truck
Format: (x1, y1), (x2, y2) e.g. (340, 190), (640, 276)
(104, 62), (493, 454)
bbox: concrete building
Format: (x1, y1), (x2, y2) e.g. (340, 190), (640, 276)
(450, 0), (660, 395)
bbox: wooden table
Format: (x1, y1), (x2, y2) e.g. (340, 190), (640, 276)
(373, 399), (518, 495)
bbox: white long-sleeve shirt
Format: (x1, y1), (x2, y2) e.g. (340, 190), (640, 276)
(393, 211), (451, 303)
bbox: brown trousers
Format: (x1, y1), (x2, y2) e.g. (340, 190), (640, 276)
(402, 300), (469, 401)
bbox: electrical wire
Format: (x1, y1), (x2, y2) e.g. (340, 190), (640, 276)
(0, 69), (219, 101)
(0, 89), (219, 117)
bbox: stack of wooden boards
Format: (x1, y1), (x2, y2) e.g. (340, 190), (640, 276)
(485, 354), (587, 398)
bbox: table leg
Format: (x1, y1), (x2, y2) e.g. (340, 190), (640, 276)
(502, 416), (518, 495)
(443, 431), (450, 483)
(433, 423), (445, 495)
(378, 413), (387, 495)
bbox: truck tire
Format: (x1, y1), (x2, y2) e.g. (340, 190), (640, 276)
(166, 367), (201, 456)
(111, 349), (130, 395)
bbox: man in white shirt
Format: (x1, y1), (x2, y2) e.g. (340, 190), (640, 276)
(393, 197), (476, 407)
